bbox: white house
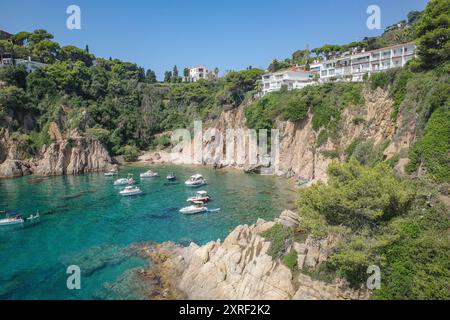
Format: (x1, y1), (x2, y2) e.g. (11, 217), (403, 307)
(0, 57), (46, 73)
(189, 66), (214, 82)
(311, 42), (416, 82)
(261, 67), (313, 96)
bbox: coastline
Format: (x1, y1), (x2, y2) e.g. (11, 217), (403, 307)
(136, 210), (371, 300)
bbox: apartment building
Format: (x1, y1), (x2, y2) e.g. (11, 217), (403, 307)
(311, 42), (416, 82)
(261, 67), (313, 96)
(188, 66), (215, 82)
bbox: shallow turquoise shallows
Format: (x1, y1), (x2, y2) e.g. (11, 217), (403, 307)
(0, 164), (297, 300)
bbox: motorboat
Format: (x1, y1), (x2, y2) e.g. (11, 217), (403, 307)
(104, 169), (118, 176)
(140, 170), (158, 178)
(0, 211), (24, 227)
(119, 186), (143, 197)
(179, 202), (208, 215)
(187, 191), (211, 203)
(185, 174), (207, 187)
(114, 174), (136, 186)
(166, 172), (176, 181)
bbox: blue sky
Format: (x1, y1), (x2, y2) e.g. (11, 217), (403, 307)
(0, 0), (428, 79)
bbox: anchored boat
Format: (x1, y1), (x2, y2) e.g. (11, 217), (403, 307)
(166, 172), (176, 181)
(104, 169), (118, 176)
(179, 201), (208, 215)
(119, 185), (143, 197)
(114, 174), (136, 186)
(187, 191), (211, 203)
(0, 211), (40, 227)
(185, 174), (207, 187)
(140, 170), (158, 178)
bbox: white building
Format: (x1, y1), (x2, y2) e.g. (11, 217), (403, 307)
(0, 57), (46, 73)
(311, 42), (416, 82)
(189, 66), (214, 82)
(261, 67), (313, 96)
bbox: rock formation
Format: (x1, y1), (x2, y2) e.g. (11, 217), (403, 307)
(139, 210), (370, 300)
(0, 129), (32, 178)
(0, 124), (115, 178)
(33, 136), (115, 176)
(140, 87), (416, 182)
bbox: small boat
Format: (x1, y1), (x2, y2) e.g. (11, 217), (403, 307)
(0, 211), (24, 227)
(166, 172), (176, 181)
(140, 170), (158, 178)
(179, 202), (208, 215)
(185, 174), (207, 187)
(119, 186), (143, 197)
(187, 191), (211, 203)
(104, 169), (118, 177)
(114, 174), (136, 186)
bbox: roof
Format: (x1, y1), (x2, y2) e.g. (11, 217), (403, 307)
(322, 42), (416, 64)
(263, 66), (312, 77)
(191, 174), (204, 179)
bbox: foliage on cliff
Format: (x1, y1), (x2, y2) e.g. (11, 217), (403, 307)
(296, 161), (450, 299)
(0, 29), (263, 157)
(245, 82), (364, 132)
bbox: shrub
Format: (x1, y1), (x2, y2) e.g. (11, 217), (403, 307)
(406, 108), (450, 183)
(119, 145), (140, 162)
(282, 250), (298, 271)
(260, 224), (294, 259)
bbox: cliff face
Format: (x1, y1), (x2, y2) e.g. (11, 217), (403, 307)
(0, 124), (115, 179)
(141, 210), (370, 300)
(0, 129), (32, 178)
(32, 137), (115, 176)
(151, 87), (416, 182)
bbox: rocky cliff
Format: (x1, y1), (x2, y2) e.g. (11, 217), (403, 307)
(0, 124), (115, 179)
(138, 210), (370, 300)
(142, 87), (416, 183)
(0, 129), (32, 178)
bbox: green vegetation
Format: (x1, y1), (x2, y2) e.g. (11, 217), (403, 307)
(260, 224), (294, 259)
(406, 108), (450, 182)
(245, 82), (364, 138)
(282, 250), (298, 271)
(296, 161), (449, 299)
(0, 29), (263, 158)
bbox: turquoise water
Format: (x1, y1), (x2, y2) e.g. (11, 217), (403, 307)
(0, 164), (297, 300)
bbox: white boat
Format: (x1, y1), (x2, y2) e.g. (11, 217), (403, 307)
(166, 172), (176, 181)
(187, 191), (211, 203)
(114, 174), (136, 186)
(179, 202), (208, 215)
(104, 169), (118, 176)
(140, 170), (158, 178)
(185, 174), (207, 187)
(119, 186), (143, 197)
(0, 211), (24, 227)
(0, 217), (24, 226)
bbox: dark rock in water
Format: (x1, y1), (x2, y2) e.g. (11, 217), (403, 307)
(59, 244), (130, 277)
(178, 238), (195, 247)
(162, 207), (178, 214)
(163, 182), (179, 186)
(94, 267), (151, 300)
(61, 190), (96, 200)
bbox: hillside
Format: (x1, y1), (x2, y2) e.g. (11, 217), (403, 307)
(0, 0), (448, 300)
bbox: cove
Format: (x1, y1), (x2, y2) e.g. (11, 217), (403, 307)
(0, 164), (296, 299)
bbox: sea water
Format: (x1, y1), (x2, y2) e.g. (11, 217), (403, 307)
(0, 164), (297, 300)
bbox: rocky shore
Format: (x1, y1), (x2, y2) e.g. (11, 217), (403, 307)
(138, 88), (415, 183)
(0, 125), (115, 179)
(135, 210), (370, 300)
